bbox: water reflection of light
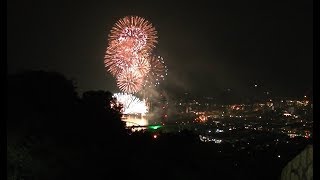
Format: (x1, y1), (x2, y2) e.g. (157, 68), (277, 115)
(122, 114), (148, 127)
(130, 126), (147, 132)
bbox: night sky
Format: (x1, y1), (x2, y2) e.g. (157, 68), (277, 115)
(7, 0), (313, 98)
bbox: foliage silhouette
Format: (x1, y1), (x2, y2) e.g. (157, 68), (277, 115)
(7, 70), (312, 180)
(7, 71), (126, 179)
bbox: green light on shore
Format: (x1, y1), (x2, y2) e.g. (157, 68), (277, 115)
(148, 125), (162, 130)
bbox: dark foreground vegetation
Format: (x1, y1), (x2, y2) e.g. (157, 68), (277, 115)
(7, 71), (311, 180)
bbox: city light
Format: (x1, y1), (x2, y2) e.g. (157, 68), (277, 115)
(148, 125), (162, 130)
(153, 135), (158, 139)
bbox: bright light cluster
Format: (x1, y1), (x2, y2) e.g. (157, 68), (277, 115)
(104, 16), (167, 93)
(113, 92), (148, 115)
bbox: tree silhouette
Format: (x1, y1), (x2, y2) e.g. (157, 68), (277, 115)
(7, 70), (126, 179)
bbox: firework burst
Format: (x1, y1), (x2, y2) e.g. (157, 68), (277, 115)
(113, 92), (148, 115)
(144, 55), (168, 87)
(104, 16), (167, 94)
(134, 56), (151, 75)
(109, 16), (157, 51)
(117, 69), (144, 94)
